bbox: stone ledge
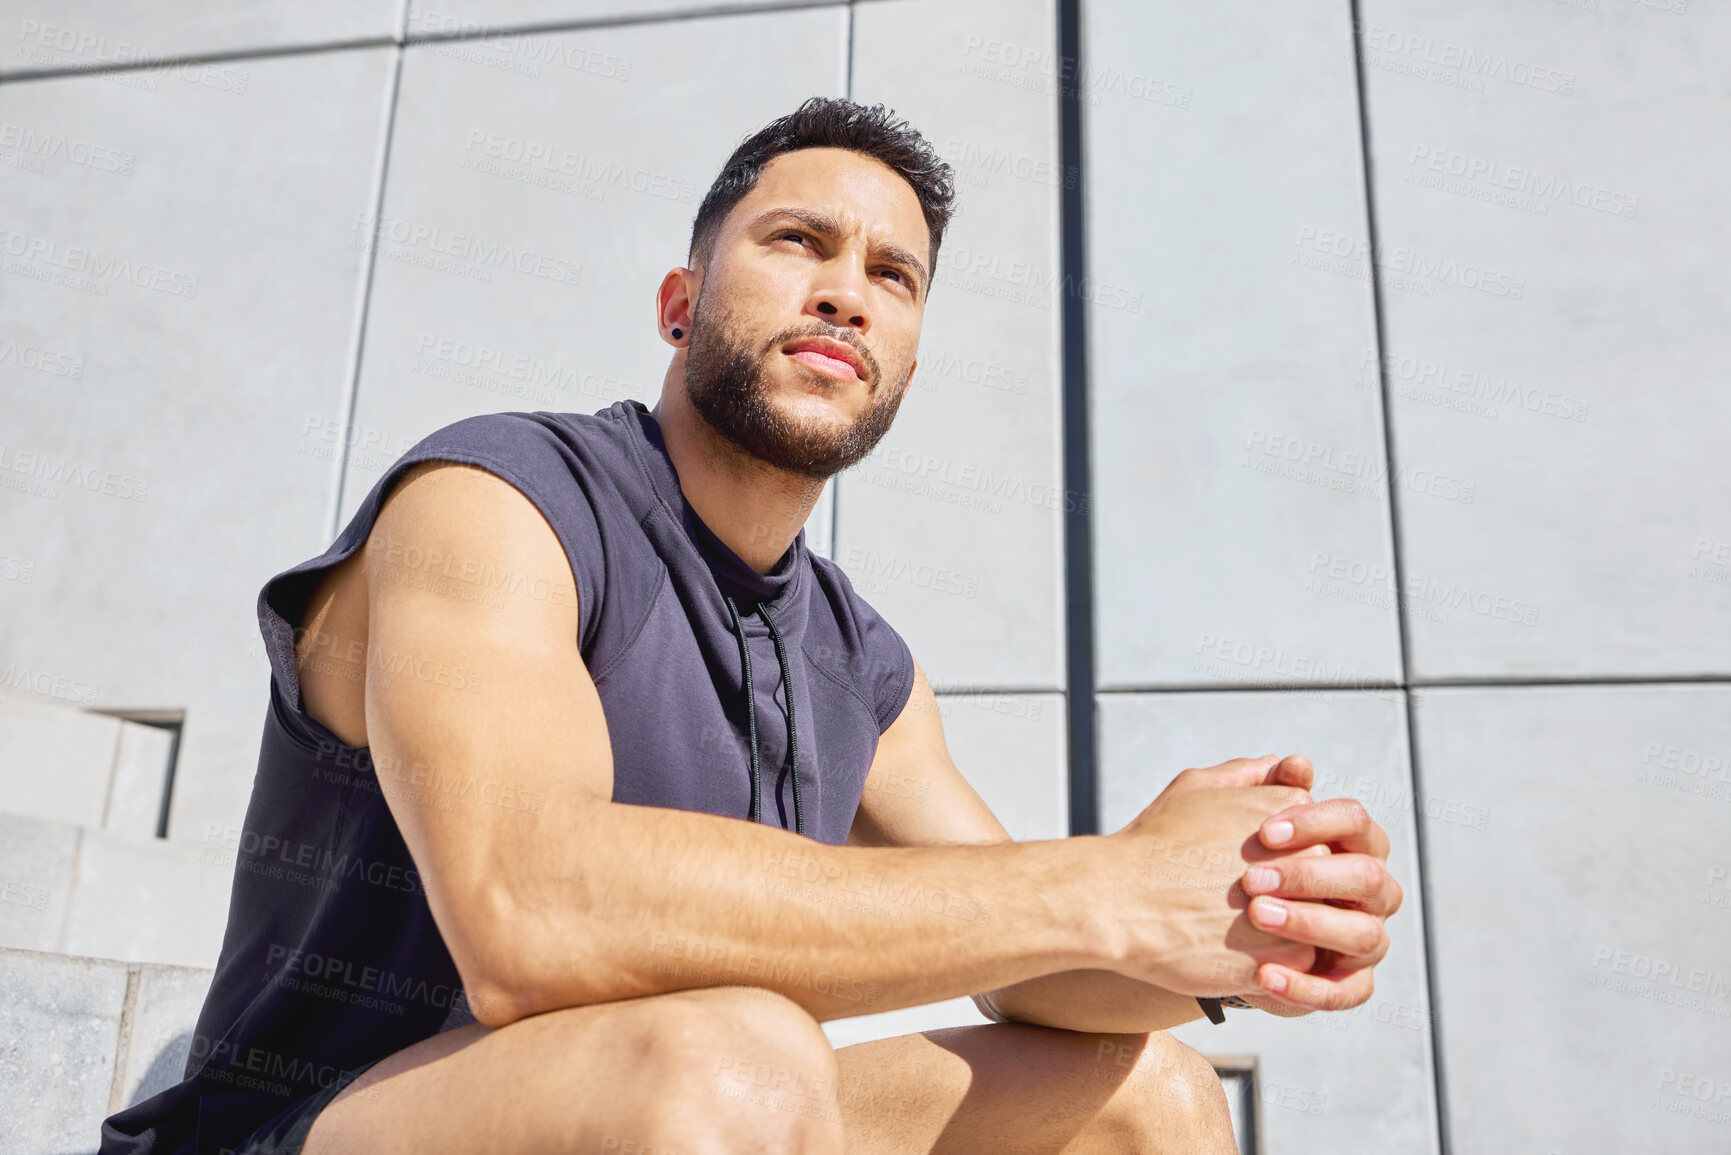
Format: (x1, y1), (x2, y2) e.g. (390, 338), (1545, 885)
(0, 946), (212, 1155)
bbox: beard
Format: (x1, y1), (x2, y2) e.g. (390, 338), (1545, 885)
(681, 295), (908, 480)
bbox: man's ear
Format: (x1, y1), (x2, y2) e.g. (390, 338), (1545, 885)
(656, 267), (699, 345)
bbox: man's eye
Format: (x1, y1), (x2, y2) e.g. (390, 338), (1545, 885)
(879, 269), (903, 284)
(779, 231), (807, 245)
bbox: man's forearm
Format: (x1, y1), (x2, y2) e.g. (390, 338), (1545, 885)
(468, 798), (1117, 1026)
(977, 970), (1208, 1034)
(977, 970), (1319, 1033)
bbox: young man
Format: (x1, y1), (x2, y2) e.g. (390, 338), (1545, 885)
(103, 97), (1401, 1155)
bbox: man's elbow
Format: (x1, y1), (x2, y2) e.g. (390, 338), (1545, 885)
(440, 880), (559, 1029)
(973, 990), (1015, 1024)
(460, 976), (527, 1029)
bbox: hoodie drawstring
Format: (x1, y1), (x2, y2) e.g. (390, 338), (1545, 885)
(723, 594), (803, 837)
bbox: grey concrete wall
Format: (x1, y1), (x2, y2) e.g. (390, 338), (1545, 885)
(1082, 1), (1730, 1153)
(2, 1), (1726, 1152)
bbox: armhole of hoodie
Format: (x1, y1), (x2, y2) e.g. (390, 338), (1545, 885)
(874, 626), (916, 733)
(257, 446), (603, 753)
(805, 554), (917, 737)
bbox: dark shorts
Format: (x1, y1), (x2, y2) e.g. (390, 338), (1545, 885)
(230, 1059), (382, 1155)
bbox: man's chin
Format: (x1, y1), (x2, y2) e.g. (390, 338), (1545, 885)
(764, 369), (870, 426)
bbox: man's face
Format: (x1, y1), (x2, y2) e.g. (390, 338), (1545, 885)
(680, 147), (928, 479)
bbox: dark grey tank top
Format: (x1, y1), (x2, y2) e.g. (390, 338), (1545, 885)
(100, 400), (915, 1154)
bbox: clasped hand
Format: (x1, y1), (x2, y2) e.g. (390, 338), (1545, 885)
(1113, 754), (1404, 1014)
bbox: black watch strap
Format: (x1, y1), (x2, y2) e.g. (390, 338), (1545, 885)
(1197, 995), (1256, 1024)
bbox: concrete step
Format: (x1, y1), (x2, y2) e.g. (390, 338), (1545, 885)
(0, 811), (230, 970)
(0, 946), (213, 1155)
(0, 695), (174, 839)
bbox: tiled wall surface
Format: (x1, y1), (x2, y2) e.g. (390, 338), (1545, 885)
(1086, 0), (1402, 693)
(2, 2), (1726, 1153)
(1079, 2), (1730, 1153)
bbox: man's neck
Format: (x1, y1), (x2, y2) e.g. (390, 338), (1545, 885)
(651, 384), (827, 575)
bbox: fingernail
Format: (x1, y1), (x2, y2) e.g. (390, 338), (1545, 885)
(1264, 820), (1295, 846)
(1254, 897), (1288, 927)
(1246, 867), (1280, 892)
(1263, 969), (1288, 994)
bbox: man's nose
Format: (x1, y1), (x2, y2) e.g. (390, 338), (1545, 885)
(814, 297), (866, 329)
(806, 259), (870, 331)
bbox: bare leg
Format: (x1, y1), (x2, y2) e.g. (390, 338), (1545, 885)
(304, 988), (1232, 1155)
(833, 1024), (1238, 1155)
(303, 985), (845, 1155)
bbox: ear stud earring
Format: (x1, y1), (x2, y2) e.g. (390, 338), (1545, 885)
(671, 327), (683, 339)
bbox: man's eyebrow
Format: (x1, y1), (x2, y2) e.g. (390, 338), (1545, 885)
(746, 206), (929, 293)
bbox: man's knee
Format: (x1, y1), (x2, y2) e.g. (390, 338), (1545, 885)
(1109, 1031), (1235, 1150)
(623, 987), (843, 1152)
(655, 986), (835, 1073)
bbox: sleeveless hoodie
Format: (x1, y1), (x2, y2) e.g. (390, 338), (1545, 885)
(99, 399), (915, 1154)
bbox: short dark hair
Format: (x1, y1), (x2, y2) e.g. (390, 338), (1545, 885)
(687, 96), (956, 297)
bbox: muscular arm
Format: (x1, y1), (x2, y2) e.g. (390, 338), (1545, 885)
(361, 462), (1118, 1028)
(357, 462), (1392, 1032)
(851, 667), (1403, 1030)
(847, 662), (1209, 1034)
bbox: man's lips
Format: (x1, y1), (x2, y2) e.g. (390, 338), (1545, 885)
(784, 337), (864, 381)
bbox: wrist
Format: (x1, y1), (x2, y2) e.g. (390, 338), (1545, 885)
(1063, 834), (1129, 969)
(1241, 991), (1314, 1017)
